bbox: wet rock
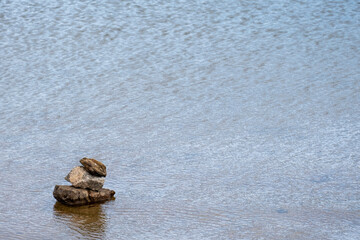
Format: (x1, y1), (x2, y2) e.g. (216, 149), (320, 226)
(65, 166), (104, 191)
(80, 157), (107, 177)
(54, 157), (115, 206)
(53, 185), (115, 206)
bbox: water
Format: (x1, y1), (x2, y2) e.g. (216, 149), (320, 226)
(0, 0), (359, 239)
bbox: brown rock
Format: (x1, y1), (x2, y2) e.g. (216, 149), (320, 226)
(53, 185), (115, 206)
(80, 158), (107, 177)
(65, 166), (105, 191)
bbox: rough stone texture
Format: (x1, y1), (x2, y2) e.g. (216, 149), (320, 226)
(80, 157), (107, 177)
(65, 166), (105, 191)
(53, 185), (115, 206)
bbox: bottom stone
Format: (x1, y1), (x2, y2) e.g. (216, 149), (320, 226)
(53, 185), (115, 206)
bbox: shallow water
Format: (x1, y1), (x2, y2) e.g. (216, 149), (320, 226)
(0, 0), (360, 239)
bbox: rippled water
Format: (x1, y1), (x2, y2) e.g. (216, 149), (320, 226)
(1, 0), (360, 239)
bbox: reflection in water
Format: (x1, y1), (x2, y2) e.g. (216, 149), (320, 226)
(53, 202), (106, 239)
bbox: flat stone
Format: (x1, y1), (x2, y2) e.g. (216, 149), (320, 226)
(65, 166), (105, 191)
(80, 158), (107, 177)
(53, 185), (115, 206)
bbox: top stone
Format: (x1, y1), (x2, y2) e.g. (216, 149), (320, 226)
(80, 158), (107, 177)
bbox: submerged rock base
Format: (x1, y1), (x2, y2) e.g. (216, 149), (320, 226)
(53, 185), (115, 206)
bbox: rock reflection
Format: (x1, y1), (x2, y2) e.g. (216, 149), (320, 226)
(53, 202), (106, 239)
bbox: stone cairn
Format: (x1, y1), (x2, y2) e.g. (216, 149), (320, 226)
(53, 158), (115, 206)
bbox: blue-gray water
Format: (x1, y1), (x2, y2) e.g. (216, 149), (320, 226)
(1, 0), (360, 239)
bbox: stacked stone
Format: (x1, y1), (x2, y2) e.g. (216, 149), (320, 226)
(53, 158), (115, 206)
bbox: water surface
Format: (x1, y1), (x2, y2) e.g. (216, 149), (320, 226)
(0, 0), (360, 239)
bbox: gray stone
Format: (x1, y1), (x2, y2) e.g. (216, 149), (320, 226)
(65, 166), (105, 191)
(53, 185), (115, 206)
(80, 157), (107, 177)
